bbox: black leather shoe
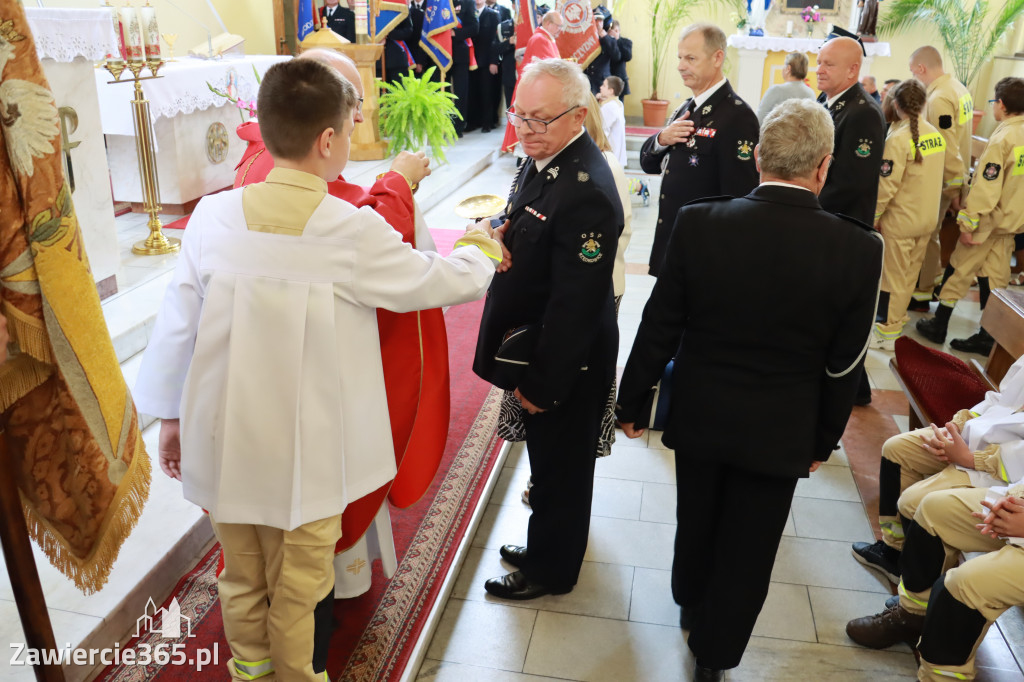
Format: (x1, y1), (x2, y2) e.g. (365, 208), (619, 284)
(693, 664), (725, 681)
(950, 329), (994, 356)
(484, 571), (571, 600)
(679, 606), (696, 630)
(499, 544), (526, 568)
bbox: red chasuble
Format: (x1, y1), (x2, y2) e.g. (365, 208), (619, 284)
(233, 122), (450, 552)
(500, 28), (561, 152)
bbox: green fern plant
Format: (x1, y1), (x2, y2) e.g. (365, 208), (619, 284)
(377, 67), (461, 163)
(877, 0), (1024, 89)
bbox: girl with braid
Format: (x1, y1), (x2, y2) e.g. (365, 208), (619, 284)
(870, 79), (947, 350)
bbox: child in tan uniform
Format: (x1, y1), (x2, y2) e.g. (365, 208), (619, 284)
(917, 77), (1024, 354)
(872, 80), (946, 350)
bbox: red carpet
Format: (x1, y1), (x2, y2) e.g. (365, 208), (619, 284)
(163, 214), (190, 231)
(99, 298), (503, 682)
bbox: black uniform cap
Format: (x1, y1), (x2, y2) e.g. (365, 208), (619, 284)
(825, 25), (867, 56)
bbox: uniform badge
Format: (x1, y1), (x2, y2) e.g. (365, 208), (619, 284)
(702, 105), (713, 115)
(939, 114), (953, 130)
(694, 127), (717, 138)
(734, 99), (742, 106)
(524, 206), (547, 221)
(984, 162), (1001, 181)
(686, 137), (697, 148)
(834, 100), (846, 112)
(689, 154), (699, 167)
(577, 171), (590, 182)
(547, 166), (559, 180)
(856, 138), (873, 158)
(736, 140), (753, 161)
(579, 232), (603, 263)
(880, 159), (893, 177)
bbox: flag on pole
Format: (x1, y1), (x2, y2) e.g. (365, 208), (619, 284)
(420, 0), (458, 75)
(515, 0), (537, 48)
(555, 0), (601, 68)
(369, 0), (411, 41)
(298, 0), (316, 42)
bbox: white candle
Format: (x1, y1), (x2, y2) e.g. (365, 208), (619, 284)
(119, 4), (145, 62)
(786, 20), (793, 36)
(138, 3), (161, 60)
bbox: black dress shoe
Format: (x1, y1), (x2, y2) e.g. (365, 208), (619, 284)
(950, 329), (994, 356)
(499, 544), (526, 568)
(694, 664), (725, 681)
(679, 606), (696, 630)
(484, 571), (571, 600)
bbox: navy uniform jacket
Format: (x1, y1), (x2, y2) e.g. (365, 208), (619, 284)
(383, 13), (415, 78)
(610, 36), (631, 96)
(320, 5), (356, 43)
(817, 83), (886, 226)
(473, 133), (622, 410)
(640, 81), (759, 276)
(475, 4), (501, 66)
(450, 1), (479, 65)
(584, 35), (620, 93)
(408, 1), (429, 69)
(616, 185), (883, 477)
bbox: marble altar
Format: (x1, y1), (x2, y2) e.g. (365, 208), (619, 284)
(96, 55), (289, 209)
(24, 8), (121, 295)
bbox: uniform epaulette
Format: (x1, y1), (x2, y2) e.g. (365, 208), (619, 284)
(835, 212), (879, 235)
(682, 195), (733, 208)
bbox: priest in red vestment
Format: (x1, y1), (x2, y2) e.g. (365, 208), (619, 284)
(501, 10), (564, 151)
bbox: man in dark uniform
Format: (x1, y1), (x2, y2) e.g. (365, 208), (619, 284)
(382, 13), (416, 84)
(617, 99), (882, 682)
(320, 0), (356, 42)
(583, 12), (619, 94)
(496, 13), (516, 109)
(408, 0), (429, 74)
(639, 23), (759, 277)
(467, 0), (503, 131)
(473, 58), (622, 600)
(449, 0), (479, 135)
(815, 33), (885, 405)
(609, 19), (631, 100)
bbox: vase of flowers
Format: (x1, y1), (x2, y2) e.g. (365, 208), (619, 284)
(802, 4), (821, 37)
(729, 11), (748, 36)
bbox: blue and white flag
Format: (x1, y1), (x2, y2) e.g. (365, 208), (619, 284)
(298, 0), (316, 42)
(419, 0), (457, 75)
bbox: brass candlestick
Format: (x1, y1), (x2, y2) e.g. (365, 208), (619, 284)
(104, 57), (180, 256)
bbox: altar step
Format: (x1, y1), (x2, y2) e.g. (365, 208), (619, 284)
(0, 136), (500, 682)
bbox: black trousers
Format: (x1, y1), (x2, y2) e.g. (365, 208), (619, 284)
(500, 58), (516, 110)
(672, 456), (798, 670)
(520, 368), (609, 589)
(449, 62), (470, 134)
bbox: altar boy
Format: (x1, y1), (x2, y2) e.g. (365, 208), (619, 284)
(133, 59), (500, 681)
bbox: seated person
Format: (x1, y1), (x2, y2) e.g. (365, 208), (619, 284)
(846, 480), (1024, 682)
(598, 76), (627, 167)
(851, 352), (1024, 583)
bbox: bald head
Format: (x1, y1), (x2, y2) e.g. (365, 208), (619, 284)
(816, 38), (863, 98)
(909, 45), (944, 85)
(541, 10), (563, 37)
(298, 48), (364, 122)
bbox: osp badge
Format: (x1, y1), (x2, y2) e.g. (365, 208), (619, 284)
(737, 140), (753, 161)
(856, 138), (873, 158)
(580, 232), (603, 263)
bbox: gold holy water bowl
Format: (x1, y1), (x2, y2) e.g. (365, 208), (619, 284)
(454, 194), (505, 220)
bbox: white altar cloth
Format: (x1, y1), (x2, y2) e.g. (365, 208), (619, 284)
(727, 34), (891, 57)
(24, 8), (118, 63)
(95, 55), (290, 137)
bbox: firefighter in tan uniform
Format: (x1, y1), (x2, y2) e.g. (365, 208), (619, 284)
(908, 46), (973, 310)
(872, 80), (946, 350)
(917, 77), (1024, 352)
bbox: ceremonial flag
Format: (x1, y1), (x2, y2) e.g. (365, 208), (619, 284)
(420, 0), (458, 75)
(515, 0), (537, 47)
(369, 0), (411, 41)
(297, 0), (316, 42)
(555, 0), (601, 68)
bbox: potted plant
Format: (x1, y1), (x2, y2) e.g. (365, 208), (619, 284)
(878, 0), (1024, 130)
(640, 0), (743, 127)
(377, 66), (461, 163)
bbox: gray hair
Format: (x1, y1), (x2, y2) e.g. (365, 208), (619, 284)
(679, 22), (726, 56)
(520, 58), (591, 108)
(758, 99), (834, 180)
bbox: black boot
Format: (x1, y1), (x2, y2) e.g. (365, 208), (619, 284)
(950, 328), (994, 356)
(916, 303), (953, 344)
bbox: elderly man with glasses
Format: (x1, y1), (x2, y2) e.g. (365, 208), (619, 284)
(473, 58), (624, 600)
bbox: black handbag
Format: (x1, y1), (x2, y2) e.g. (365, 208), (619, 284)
(492, 324), (539, 389)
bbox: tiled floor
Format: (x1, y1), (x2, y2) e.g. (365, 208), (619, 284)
(416, 152), (1024, 681)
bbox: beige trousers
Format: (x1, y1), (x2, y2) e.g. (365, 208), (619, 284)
(937, 233), (1015, 303)
(880, 233), (932, 333)
(212, 514), (341, 682)
(878, 428), (971, 550)
(916, 195), (952, 293)
(897, 488), (1024, 681)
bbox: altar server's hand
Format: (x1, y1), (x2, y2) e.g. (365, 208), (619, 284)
(974, 495), (1024, 538)
(959, 231), (981, 246)
(159, 419), (182, 481)
(921, 421), (972, 467)
(391, 151), (431, 187)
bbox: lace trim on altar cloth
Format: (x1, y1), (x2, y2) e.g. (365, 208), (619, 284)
(24, 8), (120, 63)
(726, 34), (891, 57)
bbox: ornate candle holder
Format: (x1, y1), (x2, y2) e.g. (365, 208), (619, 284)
(104, 57), (179, 256)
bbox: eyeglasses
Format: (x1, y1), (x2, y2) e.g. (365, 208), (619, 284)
(989, 98), (1000, 104)
(506, 105), (579, 134)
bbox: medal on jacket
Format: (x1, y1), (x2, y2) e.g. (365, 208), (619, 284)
(689, 154), (699, 167)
